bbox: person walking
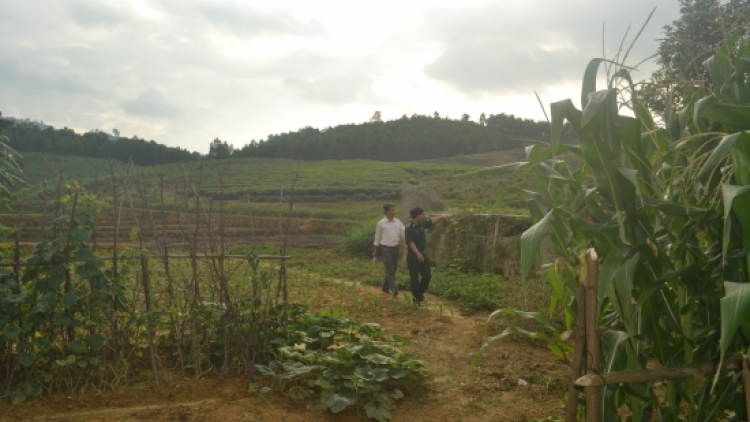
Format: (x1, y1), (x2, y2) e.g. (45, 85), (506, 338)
(405, 207), (450, 305)
(372, 204), (405, 296)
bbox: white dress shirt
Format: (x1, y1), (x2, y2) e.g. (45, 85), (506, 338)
(374, 217), (405, 247)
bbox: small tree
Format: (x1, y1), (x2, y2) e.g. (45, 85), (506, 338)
(208, 137), (234, 159)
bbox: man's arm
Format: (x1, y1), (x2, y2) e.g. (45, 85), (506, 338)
(431, 215), (451, 224)
(408, 241), (424, 262)
(372, 221), (382, 257)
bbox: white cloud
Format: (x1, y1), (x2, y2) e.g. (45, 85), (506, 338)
(0, 0), (681, 153)
(121, 89), (180, 118)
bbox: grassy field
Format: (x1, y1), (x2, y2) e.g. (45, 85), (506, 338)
(15, 150), (534, 220)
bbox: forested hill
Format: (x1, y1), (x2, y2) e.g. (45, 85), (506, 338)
(230, 113), (549, 161)
(2, 112), (551, 165)
(2, 121), (200, 166)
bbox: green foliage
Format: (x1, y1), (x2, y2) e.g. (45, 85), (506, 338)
(3, 122), (199, 166)
(254, 312), (424, 421)
(494, 33), (750, 420)
(643, 0), (750, 114)
(110, 157), (477, 203)
(234, 114), (541, 161)
(364, 268), (506, 315)
(0, 191), (120, 403)
(0, 190), (295, 402)
(0, 118), (22, 203)
(343, 221), (377, 257)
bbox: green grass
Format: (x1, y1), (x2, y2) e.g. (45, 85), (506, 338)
(18, 152), (134, 186)
(7, 151), (533, 242)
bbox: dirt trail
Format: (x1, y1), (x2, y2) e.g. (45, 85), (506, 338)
(0, 279), (567, 422)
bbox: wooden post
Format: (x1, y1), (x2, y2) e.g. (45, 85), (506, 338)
(743, 355), (750, 421)
(575, 358), (744, 386)
(141, 255), (159, 385)
(584, 248), (600, 422)
(13, 230), (20, 284)
(566, 281), (587, 422)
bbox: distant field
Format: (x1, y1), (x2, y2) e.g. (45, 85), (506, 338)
(13, 151), (533, 227)
(19, 152), (132, 186)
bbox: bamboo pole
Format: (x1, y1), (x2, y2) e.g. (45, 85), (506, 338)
(575, 358), (744, 387)
(140, 255), (159, 385)
(743, 355), (750, 421)
(0, 254), (291, 267)
(584, 248), (600, 422)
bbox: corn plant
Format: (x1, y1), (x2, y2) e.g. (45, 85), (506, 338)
(481, 34), (750, 421)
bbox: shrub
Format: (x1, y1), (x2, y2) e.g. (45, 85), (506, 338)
(342, 220), (376, 257)
(254, 311), (424, 421)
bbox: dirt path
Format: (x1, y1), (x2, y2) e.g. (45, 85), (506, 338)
(0, 277), (567, 422)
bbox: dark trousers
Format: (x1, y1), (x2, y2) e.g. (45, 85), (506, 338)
(407, 253), (431, 302)
(380, 246), (399, 294)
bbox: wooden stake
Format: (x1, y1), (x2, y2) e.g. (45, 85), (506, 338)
(575, 358), (744, 386)
(584, 248), (600, 422)
(742, 355), (750, 420)
(141, 255), (159, 385)
(566, 281), (587, 422)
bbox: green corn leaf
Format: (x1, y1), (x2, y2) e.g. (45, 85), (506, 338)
(730, 131), (750, 185)
(581, 58), (617, 110)
(582, 88), (617, 128)
(721, 184), (750, 260)
(600, 330), (629, 373)
(697, 131), (750, 178)
(465, 162), (529, 176)
(598, 245), (628, 303)
(640, 196), (707, 216)
(693, 95), (715, 133)
(700, 103), (750, 130)
(519, 209), (555, 283)
(716, 282), (750, 388)
(472, 325), (549, 370)
(487, 308), (556, 332)
(550, 99), (581, 147)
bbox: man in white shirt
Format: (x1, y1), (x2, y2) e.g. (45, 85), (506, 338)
(372, 203), (405, 296)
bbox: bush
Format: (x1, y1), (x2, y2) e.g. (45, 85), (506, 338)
(254, 311), (424, 421)
(342, 220), (376, 257)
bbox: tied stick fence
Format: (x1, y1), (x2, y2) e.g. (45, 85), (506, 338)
(565, 249), (750, 421)
(0, 160), (302, 403)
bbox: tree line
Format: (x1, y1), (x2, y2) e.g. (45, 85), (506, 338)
(2, 122), (200, 166)
(3, 112), (552, 165)
(229, 113), (551, 161)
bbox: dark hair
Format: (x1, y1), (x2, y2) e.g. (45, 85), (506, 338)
(409, 207), (424, 219)
(383, 203), (395, 214)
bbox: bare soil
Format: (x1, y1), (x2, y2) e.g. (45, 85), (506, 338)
(0, 276), (568, 422)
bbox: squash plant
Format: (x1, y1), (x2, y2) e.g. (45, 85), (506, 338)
(483, 34), (750, 421)
(254, 311), (425, 421)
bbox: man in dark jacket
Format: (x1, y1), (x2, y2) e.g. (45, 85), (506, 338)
(405, 207), (450, 305)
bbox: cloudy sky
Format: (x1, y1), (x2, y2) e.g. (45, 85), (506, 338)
(0, 0), (680, 153)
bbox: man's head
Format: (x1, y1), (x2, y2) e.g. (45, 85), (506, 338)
(409, 207), (424, 223)
(383, 203), (396, 219)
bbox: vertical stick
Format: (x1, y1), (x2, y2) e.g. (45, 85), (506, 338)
(585, 248), (600, 422)
(108, 159), (120, 278)
(743, 355), (750, 421)
(141, 255), (159, 385)
(13, 231), (20, 285)
(566, 281), (587, 422)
